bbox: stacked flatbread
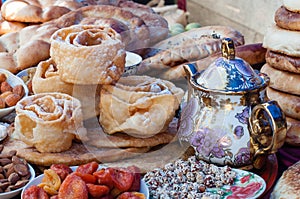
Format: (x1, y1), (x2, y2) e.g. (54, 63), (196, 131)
(261, 0), (300, 146)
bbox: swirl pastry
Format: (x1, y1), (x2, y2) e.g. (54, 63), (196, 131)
(99, 75), (184, 138)
(12, 92), (87, 153)
(50, 25), (126, 85)
(32, 58), (101, 119)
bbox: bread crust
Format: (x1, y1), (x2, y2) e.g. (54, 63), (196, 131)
(275, 6), (300, 31)
(261, 63), (300, 95)
(266, 49), (300, 73)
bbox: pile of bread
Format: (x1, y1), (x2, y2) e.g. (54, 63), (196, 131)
(261, 0), (300, 147)
(0, 0), (170, 74)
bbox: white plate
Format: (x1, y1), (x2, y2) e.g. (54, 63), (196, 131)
(124, 51), (142, 76)
(22, 166), (149, 199)
(0, 164), (35, 199)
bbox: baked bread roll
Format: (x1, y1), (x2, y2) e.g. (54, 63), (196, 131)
(0, 15), (27, 35)
(32, 58), (101, 119)
(275, 5), (300, 31)
(261, 63), (300, 95)
(138, 25), (244, 74)
(12, 92), (87, 153)
(50, 24), (126, 85)
(263, 24), (300, 57)
(1, 0), (82, 23)
(118, 0), (168, 46)
(99, 75), (184, 138)
(265, 50), (300, 74)
(266, 87), (300, 120)
(270, 160), (300, 199)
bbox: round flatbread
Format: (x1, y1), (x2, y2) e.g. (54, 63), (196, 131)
(1, 0), (82, 23)
(265, 50), (300, 74)
(285, 117), (300, 146)
(261, 63), (300, 95)
(266, 87), (300, 120)
(263, 24), (300, 57)
(275, 5), (300, 31)
(2, 137), (150, 166)
(271, 160), (300, 199)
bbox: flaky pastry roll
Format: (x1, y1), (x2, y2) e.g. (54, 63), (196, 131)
(12, 92), (87, 153)
(50, 24), (126, 85)
(32, 58), (101, 119)
(99, 75), (184, 138)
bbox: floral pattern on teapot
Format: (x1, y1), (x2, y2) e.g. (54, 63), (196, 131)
(178, 96), (253, 167)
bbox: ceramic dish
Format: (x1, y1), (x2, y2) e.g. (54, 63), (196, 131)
(0, 164), (35, 199)
(0, 69), (29, 118)
(124, 51), (142, 76)
(206, 168), (266, 199)
(22, 166), (149, 199)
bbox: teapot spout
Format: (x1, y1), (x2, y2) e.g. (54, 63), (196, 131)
(183, 63), (198, 81)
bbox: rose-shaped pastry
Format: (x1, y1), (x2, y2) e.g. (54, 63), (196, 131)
(99, 75), (184, 138)
(12, 92), (87, 153)
(32, 58), (101, 119)
(50, 24), (126, 85)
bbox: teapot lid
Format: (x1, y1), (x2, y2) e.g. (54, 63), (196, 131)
(195, 38), (267, 92)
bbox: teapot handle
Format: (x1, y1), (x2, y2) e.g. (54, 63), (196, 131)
(249, 100), (287, 158)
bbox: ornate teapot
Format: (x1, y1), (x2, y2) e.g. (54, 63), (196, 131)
(178, 38), (287, 169)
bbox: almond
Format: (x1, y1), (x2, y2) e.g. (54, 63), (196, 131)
(5, 94), (21, 107)
(0, 74), (6, 83)
(0, 82), (12, 93)
(12, 85), (24, 97)
(0, 91), (12, 100)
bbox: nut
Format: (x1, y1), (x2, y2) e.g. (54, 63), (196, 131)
(0, 82), (12, 93)
(12, 85), (24, 97)
(0, 74), (6, 83)
(0, 98), (5, 109)
(0, 91), (12, 100)
(0, 151), (31, 193)
(5, 94), (21, 107)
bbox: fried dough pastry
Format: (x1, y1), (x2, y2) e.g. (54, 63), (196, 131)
(99, 75), (184, 138)
(1, 0), (82, 23)
(32, 58), (101, 119)
(12, 92), (87, 153)
(50, 24), (126, 85)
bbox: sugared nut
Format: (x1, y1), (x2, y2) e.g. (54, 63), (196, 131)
(12, 85), (24, 97)
(0, 98), (5, 109)
(5, 94), (21, 107)
(0, 74), (6, 83)
(0, 82), (12, 93)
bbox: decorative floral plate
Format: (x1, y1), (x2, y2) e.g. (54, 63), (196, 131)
(207, 168), (266, 199)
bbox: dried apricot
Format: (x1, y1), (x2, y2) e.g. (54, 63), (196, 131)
(76, 161), (98, 175)
(58, 173), (88, 199)
(86, 183), (110, 198)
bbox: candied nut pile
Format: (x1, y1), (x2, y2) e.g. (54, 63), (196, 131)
(0, 73), (25, 108)
(0, 144), (31, 193)
(143, 156), (237, 199)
